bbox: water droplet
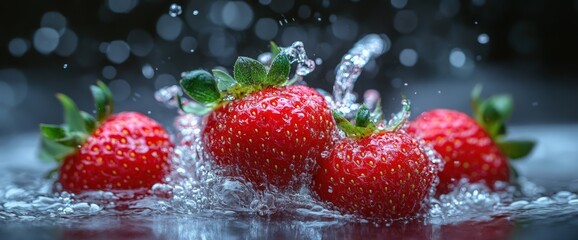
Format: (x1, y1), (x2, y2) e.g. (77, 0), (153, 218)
(449, 48), (466, 68)
(391, 0), (408, 8)
(477, 33), (490, 44)
(169, 3), (182, 17)
(403, 82), (408, 86)
(102, 65), (117, 79)
(62, 64), (68, 69)
(106, 40), (131, 64)
(142, 64), (155, 79)
(257, 52), (272, 65)
(315, 58), (323, 65)
(8, 38), (30, 57)
(399, 48), (418, 67)
(327, 186), (333, 193)
(33, 28), (60, 54)
(255, 18), (279, 40)
(192, 10), (199, 15)
(147, 111), (152, 115)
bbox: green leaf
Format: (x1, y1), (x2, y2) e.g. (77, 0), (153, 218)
(40, 124), (66, 140)
(478, 94), (514, 138)
(487, 94), (513, 121)
(180, 70), (221, 104)
(498, 140), (535, 159)
(38, 138), (74, 163)
(91, 85), (109, 122)
(54, 133), (84, 146)
(477, 101), (503, 137)
(233, 56), (267, 86)
(177, 94), (214, 116)
(56, 93), (87, 133)
(270, 41), (281, 59)
(80, 111), (97, 133)
(355, 105), (372, 128)
(97, 81), (114, 117)
(212, 69), (237, 92)
(265, 53), (290, 86)
(369, 99), (383, 123)
(334, 111), (375, 138)
(471, 84), (483, 115)
(471, 85), (513, 139)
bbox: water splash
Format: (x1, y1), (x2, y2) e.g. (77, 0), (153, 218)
(257, 41), (315, 85)
(2, 35), (575, 232)
(169, 4), (183, 17)
(154, 85), (182, 109)
(281, 41), (316, 85)
(332, 34), (389, 118)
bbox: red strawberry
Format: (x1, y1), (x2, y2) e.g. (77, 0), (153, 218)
(407, 86), (534, 194)
(179, 45), (335, 189)
(39, 82), (173, 194)
(312, 104), (437, 219)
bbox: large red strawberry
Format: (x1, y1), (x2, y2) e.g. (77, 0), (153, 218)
(39, 82), (173, 194)
(178, 45), (335, 190)
(407, 86), (534, 194)
(312, 103), (437, 219)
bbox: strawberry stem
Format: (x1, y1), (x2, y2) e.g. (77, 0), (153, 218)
(470, 85), (535, 160)
(355, 105), (372, 128)
(91, 81), (114, 122)
(38, 81), (116, 163)
(57, 93), (87, 133)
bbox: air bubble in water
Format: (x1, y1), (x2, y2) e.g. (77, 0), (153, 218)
(193, 10), (199, 15)
(169, 3), (183, 17)
(62, 64), (68, 69)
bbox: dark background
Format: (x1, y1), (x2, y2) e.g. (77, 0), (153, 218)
(1, 0), (577, 137)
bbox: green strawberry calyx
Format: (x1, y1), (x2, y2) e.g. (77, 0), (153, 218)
(470, 84), (535, 160)
(178, 42), (292, 115)
(39, 81), (114, 165)
(334, 98), (411, 139)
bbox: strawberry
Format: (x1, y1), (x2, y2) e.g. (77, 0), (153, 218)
(312, 103), (437, 219)
(178, 44), (335, 189)
(39, 82), (173, 194)
(407, 85), (534, 194)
